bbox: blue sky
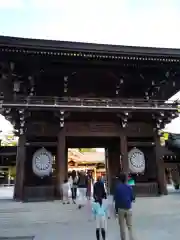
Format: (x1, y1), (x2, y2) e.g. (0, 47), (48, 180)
(0, 0), (180, 133)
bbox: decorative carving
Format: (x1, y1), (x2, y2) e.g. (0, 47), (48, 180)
(128, 147), (145, 173)
(115, 77), (124, 96)
(13, 80), (21, 93)
(10, 62), (22, 96)
(32, 148), (53, 177)
(64, 76), (68, 93)
(145, 91), (149, 100)
(121, 112), (129, 128)
(18, 109), (25, 135)
(60, 111), (64, 128)
(28, 76), (35, 96)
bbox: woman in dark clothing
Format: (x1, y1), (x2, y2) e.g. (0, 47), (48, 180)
(86, 171), (94, 200)
(93, 177), (107, 201)
(70, 170), (78, 204)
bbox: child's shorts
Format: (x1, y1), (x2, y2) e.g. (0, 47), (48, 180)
(95, 216), (107, 230)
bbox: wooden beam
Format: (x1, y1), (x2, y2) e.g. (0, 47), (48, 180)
(154, 134), (167, 195)
(13, 134), (26, 201)
(56, 128), (66, 198)
(128, 141), (155, 147)
(120, 129), (128, 175)
(25, 142), (57, 147)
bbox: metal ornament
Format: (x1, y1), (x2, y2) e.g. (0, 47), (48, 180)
(128, 147), (145, 173)
(32, 148), (53, 177)
(60, 111), (64, 128)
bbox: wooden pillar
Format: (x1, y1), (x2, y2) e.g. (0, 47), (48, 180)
(120, 130), (128, 175)
(94, 167), (97, 182)
(105, 148), (110, 193)
(107, 142), (121, 194)
(154, 134), (167, 195)
(57, 128), (66, 198)
(13, 135), (26, 201)
(106, 147), (113, 194)
(65, 145), (68, 179)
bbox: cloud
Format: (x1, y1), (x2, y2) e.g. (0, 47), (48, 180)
(3, 0), (178, 48)
(164, 117), (180, 133)
(28, 0), (65, 10)
(0, 115), (13, 132)
(1, 0), (180, 48)
(0, 0), (24, 9)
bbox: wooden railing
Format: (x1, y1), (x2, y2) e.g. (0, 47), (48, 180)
(1, 96), (178, 111)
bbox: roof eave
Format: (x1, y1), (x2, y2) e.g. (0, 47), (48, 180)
(1, 35), (180, 58)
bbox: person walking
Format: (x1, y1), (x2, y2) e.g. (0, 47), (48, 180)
(92, 198), (107, 240)
(114, 172), (135, 240)
(77, 171), (87, 208)
(61, 179), (70, 204)
(69, 170), (78, 204)
(86, 171), (94, 200)
(93, 176), (107, 201)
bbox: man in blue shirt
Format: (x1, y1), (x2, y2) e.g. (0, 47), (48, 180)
(114, 173), (135, 240)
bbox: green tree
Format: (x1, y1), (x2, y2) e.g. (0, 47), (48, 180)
(78, 148), (96, 153)
(1, 134), (18, 146)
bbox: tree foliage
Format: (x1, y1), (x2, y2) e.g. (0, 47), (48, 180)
(0, 134), (18, 146)
(78, 148), (96, 153)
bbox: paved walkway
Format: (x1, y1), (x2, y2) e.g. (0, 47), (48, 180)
(0, 187), (180, 239)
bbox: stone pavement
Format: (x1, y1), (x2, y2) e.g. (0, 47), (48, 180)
(0, 192), (180, 239)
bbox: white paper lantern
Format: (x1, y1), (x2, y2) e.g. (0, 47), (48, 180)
(32, 148), (53, 177)
(128, 147), (145, 173)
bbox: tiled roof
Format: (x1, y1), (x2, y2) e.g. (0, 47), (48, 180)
(68, 149), (105, 163)
(1, 35), (180, 61)
(81, 152), (105, 163)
